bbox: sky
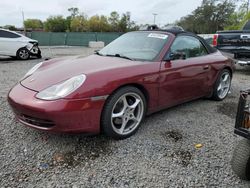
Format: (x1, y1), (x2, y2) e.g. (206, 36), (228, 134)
(0, 0), (203, 27)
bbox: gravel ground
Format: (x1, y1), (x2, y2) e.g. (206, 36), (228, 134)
(0, 47), (250, 187)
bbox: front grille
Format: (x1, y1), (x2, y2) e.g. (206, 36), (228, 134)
(18, 114), (55, 128)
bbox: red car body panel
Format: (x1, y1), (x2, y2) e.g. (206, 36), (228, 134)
(8, 84), (105, 133)
(158, 51), (231, 109)
(8, 31), (235, 134)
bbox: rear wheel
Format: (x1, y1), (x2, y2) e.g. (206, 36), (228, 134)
(101, 86), (146, 139)
(212, 69), (231, 101)
(16, 47), (30, 60)
(231, 139), (250, 180)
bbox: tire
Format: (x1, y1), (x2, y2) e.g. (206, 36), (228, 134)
(231, 139), (250, 180)
(36, 54), (42, 59)
(16, 47), (30, 60)
(212, 69), (232, 101)
(36, 49), (42, 59)
(101, 86), (146, 140)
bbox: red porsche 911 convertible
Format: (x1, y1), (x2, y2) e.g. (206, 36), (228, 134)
(8, 29), (235, 139)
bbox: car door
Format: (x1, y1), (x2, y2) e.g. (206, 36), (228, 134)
(0, 30), (6, 54)
(158, 35), (212, 108)
(0, 30), (22, 56)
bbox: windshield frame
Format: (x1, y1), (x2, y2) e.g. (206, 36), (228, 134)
(98, 31), (170, 62)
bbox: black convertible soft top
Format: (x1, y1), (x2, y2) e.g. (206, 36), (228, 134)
(138, 29), (217, 54)
(148, 29), (218, 54)
(177, 32), (218, 54)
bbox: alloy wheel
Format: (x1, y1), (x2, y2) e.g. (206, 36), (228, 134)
(217, 71), (231, 99)
(19, 49), (29, 60)
(111, 92), (144, 135)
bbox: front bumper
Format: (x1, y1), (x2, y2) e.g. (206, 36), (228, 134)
(29, 45), (41, 56)
(217, 46), (250, 55)
(8, 84), (105, 134)
(237, 60), (250, 66)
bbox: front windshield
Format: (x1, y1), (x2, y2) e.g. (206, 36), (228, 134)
(99, 32), (169, 61)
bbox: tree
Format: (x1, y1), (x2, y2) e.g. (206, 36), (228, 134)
(88, 15), (110, 32)
(66, 7), (80, 31)
(118, 12), (139, 32)
(177, 0), (236, 33)
(108, 11), (120, 31)
(68, 7), (79, 18)
(70, 14), (88, 32)
(3, 25), (17, 31)
(24, 19), (43, 30)
(44, 16), (67, 32)
(99, 15), (111, 32)
(225, 1), (248, 30)
(119, 12), (130, 32)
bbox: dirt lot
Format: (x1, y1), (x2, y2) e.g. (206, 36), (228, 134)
(0, 47), (250, 187)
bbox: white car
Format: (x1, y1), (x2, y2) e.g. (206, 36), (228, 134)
(0, 29), (41, 60)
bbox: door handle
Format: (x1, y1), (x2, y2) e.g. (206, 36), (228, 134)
(203, 65), (210, 70)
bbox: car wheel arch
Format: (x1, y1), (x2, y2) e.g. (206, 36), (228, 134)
(212, 66), (233, 85)
(100, 83), (150, 125)
(99, 84), (148, 138)
(108, 83), (150, 108)
(211, 67), (232, 100)
(223, 66), (233, 77)
(16, 47), (30, 60)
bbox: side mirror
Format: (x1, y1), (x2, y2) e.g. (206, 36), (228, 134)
(164, 51), (186, 61)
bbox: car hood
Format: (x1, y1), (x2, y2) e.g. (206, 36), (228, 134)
(21, 54), (145, 92)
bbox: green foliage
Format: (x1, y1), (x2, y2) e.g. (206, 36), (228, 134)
(24, 19), (43, 30)
(66, 7), (80, 31)
(3, 25), (17, 31)
(177, 0), (236, 33)
(70, 14), (88, 32)
(8, 2), (250, 33)
(224, 12), (244, 30)
(69, 10), (138, 32)
(108, 11), (120, 31)
(114, 12), (139, 32)
(68, 7), (79, 18)
(119, 12), (131, 32)
(224, 1), (247, 30)
(19, 6), (140, 32)
(44, 16), (67, 32)
(88, 15), (110, 32)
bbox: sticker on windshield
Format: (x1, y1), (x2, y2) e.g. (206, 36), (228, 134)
(148, 33), (168, 40)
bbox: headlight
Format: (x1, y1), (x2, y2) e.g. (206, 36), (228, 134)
(23, 62), (43, 78)
(36, 74), (86, 100)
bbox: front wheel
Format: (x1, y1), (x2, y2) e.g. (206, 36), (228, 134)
(16, 47), (30, 60)
(231, 139), (250, 180)
(212, 69), (231, 101)
(101, 86), (146, 140)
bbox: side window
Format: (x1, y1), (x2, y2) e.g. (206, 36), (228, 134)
(0, 30), (21, 38)
(170, 36), (208, 60)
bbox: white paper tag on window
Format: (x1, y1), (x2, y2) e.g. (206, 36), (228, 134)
(148, 33), (168, 39)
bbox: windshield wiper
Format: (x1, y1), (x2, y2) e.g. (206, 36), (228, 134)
(106, 54), (134, 61)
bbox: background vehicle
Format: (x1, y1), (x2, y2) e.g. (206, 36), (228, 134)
(213, 21), (250, 66)
(0, 29), (41, 60)
(232, 89), (250, 180)
(8, 29), (235, 139)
